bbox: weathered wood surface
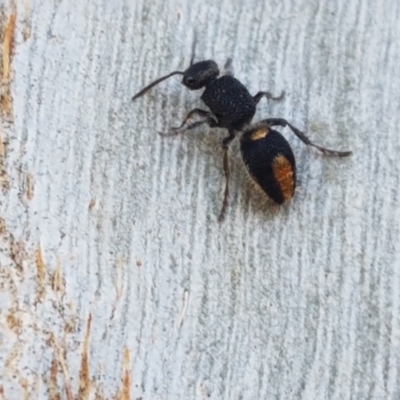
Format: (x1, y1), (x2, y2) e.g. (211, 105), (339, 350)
(1, 0), (400, 398)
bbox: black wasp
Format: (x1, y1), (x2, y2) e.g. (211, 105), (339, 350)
(132, 43), (352, 221)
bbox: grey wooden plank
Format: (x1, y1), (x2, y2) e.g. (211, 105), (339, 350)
(1, 0), (399, 398)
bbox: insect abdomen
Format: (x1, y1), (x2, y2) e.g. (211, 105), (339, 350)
(240, 126), (296, 204)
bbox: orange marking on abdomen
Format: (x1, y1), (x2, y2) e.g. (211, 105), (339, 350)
(272, 155), (295, 202)
(250, 127), (269, 141)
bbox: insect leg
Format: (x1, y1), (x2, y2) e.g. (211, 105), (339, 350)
(158, 109), (218, 136)
(218, 131), (237, 222)
(263, 118), (352, 157)
(223, 58), (234, 76)
(253, 91), (285, 105)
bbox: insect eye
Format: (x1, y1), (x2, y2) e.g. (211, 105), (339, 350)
(184, 76), (195, 86)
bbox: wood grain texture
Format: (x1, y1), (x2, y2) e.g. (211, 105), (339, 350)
(1, 0), (400, 398)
